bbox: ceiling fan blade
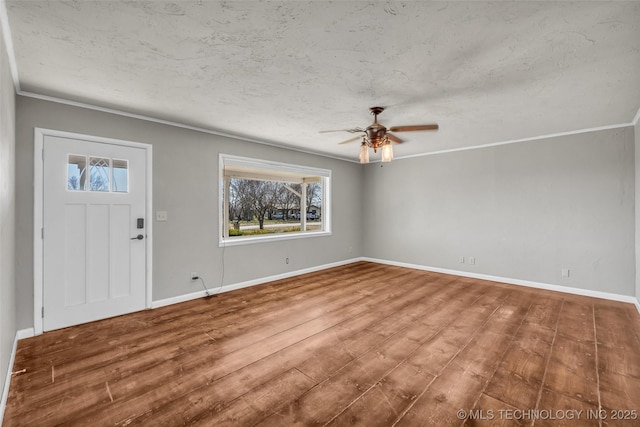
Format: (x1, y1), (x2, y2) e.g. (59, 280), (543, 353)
(319, 128), (364, 134)
(388, 124), (439, 132)
(338, 135), (363, 145)
(386, 133), (404, 144)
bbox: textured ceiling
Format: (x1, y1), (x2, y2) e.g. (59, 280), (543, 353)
(5, 1), (640, 161)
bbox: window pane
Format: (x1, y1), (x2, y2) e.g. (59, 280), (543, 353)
(226, 178), (324, 238)
(112, 159), (129, 193)
(89, 157), (110, 192)
(68, 154), (87, 191)
(221, 155), (331, 245)
(304, 182), (322, 231)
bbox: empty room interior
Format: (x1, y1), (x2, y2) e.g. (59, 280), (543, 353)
(1, 1), (640, 426)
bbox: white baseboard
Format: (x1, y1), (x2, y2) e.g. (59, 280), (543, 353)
(15, 329), (34, 340)
(153, 257), (640, 313)
(2, 257), (637, 426)
(152, 258), (362, 309)
(362, 257), (639, 307)
(0, 328), (29, 426)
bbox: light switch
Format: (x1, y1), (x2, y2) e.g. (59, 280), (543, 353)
(156, 211), (168, 222)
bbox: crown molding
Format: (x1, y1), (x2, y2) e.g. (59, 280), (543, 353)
(391, 122), (635, 162)
(16, 88), (638, 165)
(18, 90), (360, 164)
(5, 0), (637, 166)
(3, 0), (637, 163)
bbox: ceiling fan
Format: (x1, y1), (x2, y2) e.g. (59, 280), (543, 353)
(320, 106), (438, 163)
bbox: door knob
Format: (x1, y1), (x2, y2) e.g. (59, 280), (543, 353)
(131, 234), (144, 240)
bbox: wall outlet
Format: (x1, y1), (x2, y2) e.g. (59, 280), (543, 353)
(459, 256), (465, 264)
(191, 272), (198, 280)
(469, 257), (476, 265)
(285, 257), (290, 265)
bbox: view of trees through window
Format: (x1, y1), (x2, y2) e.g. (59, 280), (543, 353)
(220, 155), (330, 243)
(227, 179), (322, 237)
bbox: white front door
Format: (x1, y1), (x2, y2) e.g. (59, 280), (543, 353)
(43, 135), (147, 331)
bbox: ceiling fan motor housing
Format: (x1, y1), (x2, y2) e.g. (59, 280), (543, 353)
(365, 124), (388, 152)
(366, 106), (388, 151)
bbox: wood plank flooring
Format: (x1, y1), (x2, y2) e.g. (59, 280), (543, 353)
(4, 262), (640, 426)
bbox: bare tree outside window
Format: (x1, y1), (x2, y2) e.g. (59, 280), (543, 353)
(221, 155), (330, 243)
(229, 179), (253, 223)
(229, 179), (279, 230)
(275, 184), (298, 220)
(305, 182), (322, 216)
(226, 179), (323, 236)
(68, 175), (80, 190)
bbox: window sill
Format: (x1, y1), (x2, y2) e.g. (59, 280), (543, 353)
(219, 230), (332, 247)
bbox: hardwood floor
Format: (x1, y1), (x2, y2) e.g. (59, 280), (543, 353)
(4, 262), (640, 426)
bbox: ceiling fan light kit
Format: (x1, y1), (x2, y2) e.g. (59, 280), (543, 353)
(321, 107), (438, 164)
(359, 141), (370, 163)
(359, 137), (392, 164)
(380, 142), (393, 163)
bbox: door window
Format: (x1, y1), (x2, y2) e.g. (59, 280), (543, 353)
(67, 154), (129, 193)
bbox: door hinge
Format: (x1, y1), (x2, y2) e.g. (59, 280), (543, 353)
(42, 149), (44, 161)
(41, 307), (44, 318)
(41, 227), (44, 239)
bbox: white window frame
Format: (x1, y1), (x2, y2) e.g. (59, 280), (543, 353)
(219, 154), (332, 247)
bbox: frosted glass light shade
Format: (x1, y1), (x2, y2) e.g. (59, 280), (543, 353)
(381, 143), (393, 162)
(359, 143), (370, 164)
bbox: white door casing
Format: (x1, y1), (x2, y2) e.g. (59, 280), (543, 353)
(34, 129), (152, 333)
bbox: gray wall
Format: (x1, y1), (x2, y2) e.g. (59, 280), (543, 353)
(10, 94), (640, 334)
(15, 96), (363, 329)
(363, 127), (636, 296)
(636, 118), (640, 301)
(0, 28), (16, 403)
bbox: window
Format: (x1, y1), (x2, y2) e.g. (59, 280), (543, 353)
(67, 154), (129, 193)
(219, 154), (331, 246)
